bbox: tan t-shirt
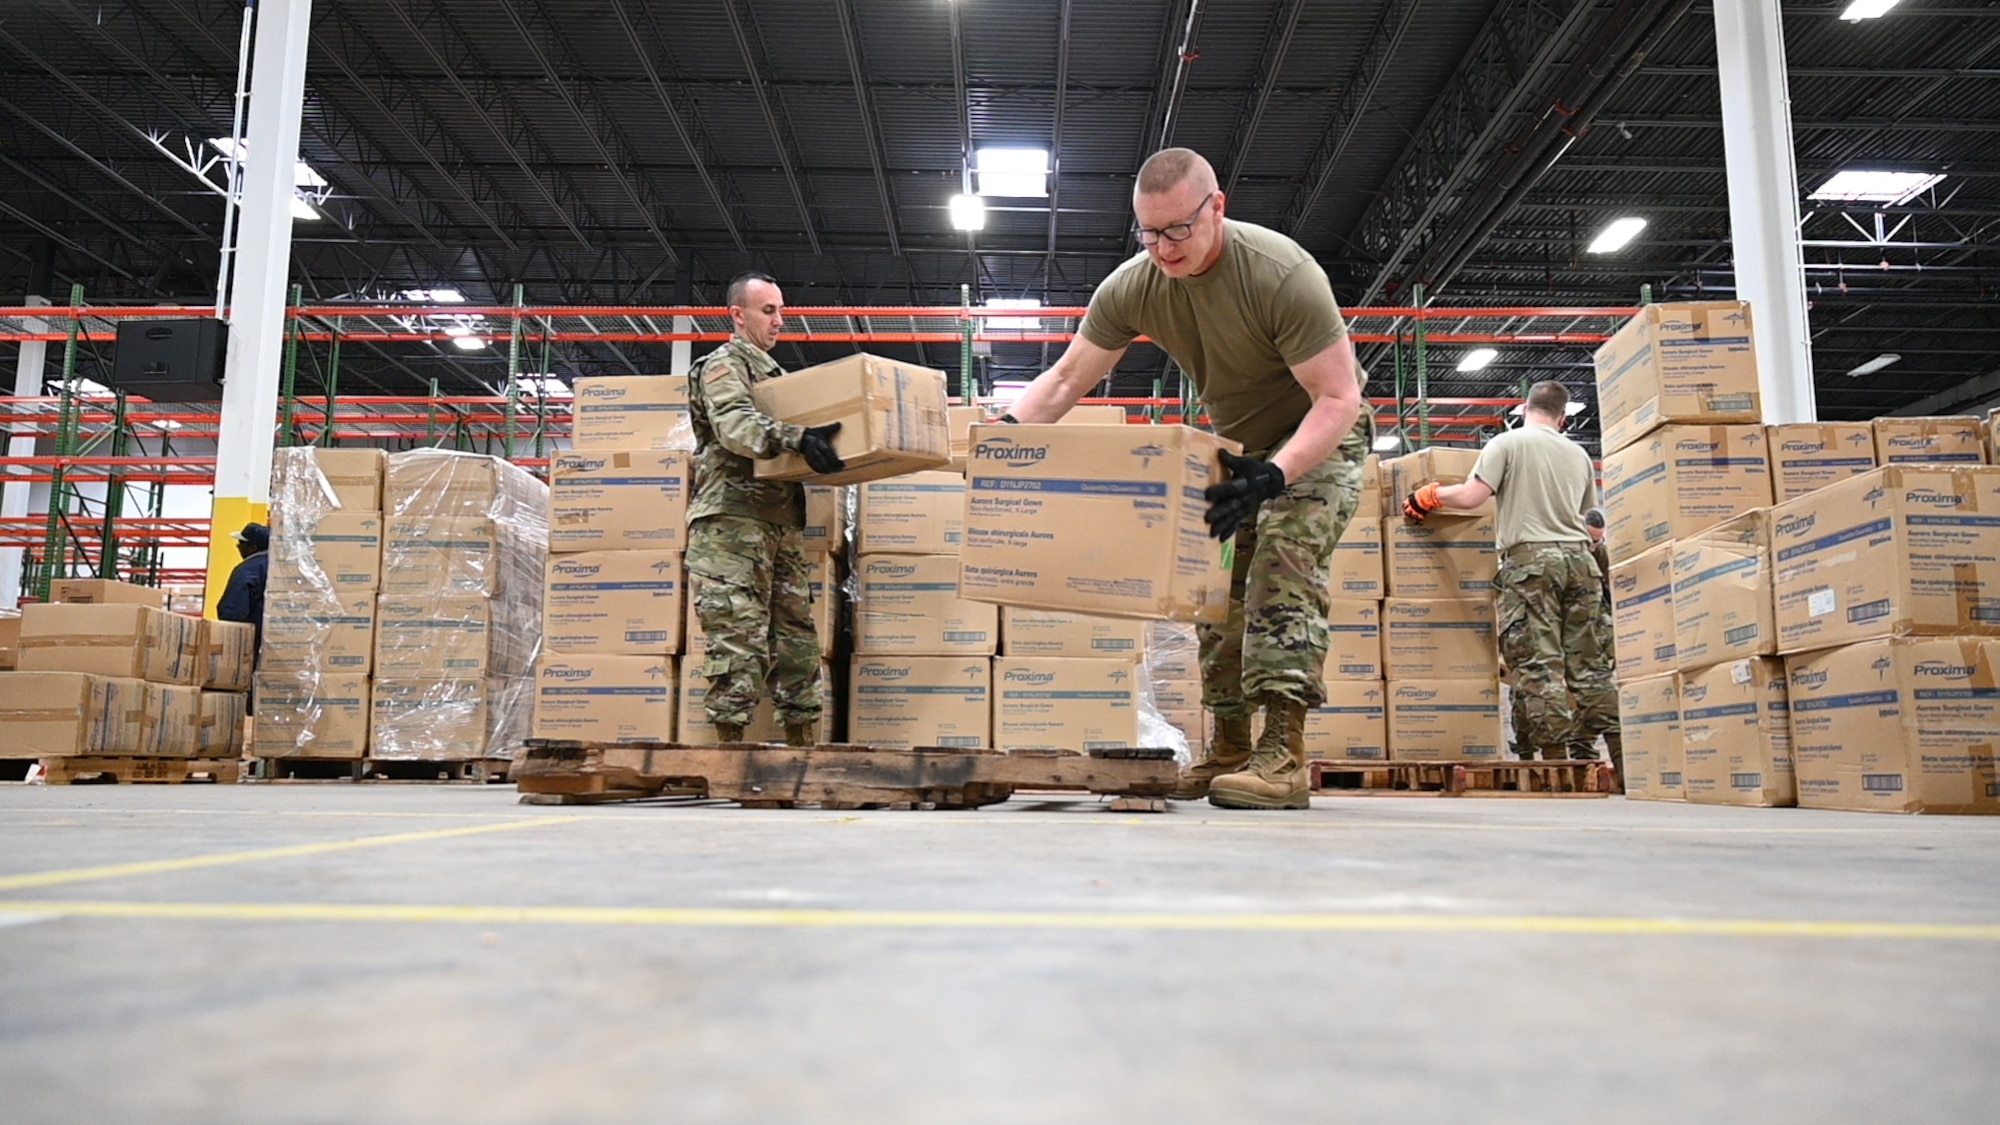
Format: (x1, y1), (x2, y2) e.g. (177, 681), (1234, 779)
(1470, 424), (1598, 551)
(1079, 220), (1348, 453)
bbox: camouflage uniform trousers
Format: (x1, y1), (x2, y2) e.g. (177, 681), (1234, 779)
(685, 513), (822, 728)
(1495, 542), (1619, 760)
(1199, 427), (1368, 718)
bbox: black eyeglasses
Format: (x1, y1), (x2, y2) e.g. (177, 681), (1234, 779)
(1135, 195), (1215, 246)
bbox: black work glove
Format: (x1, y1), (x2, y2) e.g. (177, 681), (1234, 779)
(1203, 450), (1287, 541)
(797, 422), (846, 475)
(996, 412), (1021, 424)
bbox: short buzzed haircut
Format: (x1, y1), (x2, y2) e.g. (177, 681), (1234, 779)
(1526, 380), (1570, 419)
(726, 271), (777, 309)
(1136, 148), (1217, 197)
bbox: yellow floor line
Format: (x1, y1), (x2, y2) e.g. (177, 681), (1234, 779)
(0, 898), (1995, 941)
(0, 817), (577, 893)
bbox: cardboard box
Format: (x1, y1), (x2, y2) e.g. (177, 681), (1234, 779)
(1382, 447), (1494, 519)
(1873, 416), (1986, 466)
(752, 354), (951, 484)
(1386, 515), (1498, 598)
(1000, 608), (1148, 660)
(847, 655), (990, 748)
(570, 375), (690, 451)
(1330, 515), (1385, 599)
(1386, 679), (1503, 760)
(18, 604), (201, 685)
(1771, 465), (2000, 654)
(0, 613), (19, 670)
(142, 682), (202, 757)
(853, 554), (998, 656)
(368, 678), (488, 760)
(1308, 680), (1388, 760)
(380, 517), (506, 597)
(1325, 599), (1385, 680)
(803, 485), (846, 555)
(1611, 543), (1678, 681)
(253, 673), (370, 759)
(0, 672), (142, 757)
(1767, 423), (1877, 500)
(1671, 511), (1774, 672)
(1593, 300), (1761, 455)
(385, 450), (534, 519)
(1146, 621), (1200, 681)
(1601, 424), (1772, 563)
(49, 578), (166, 609)
(677, 662), (833, 745)
(195, 690), (248, 759)
(269, 510), (383, 593)
(1382, 598), (1497, 680)
(1785, 637), (2000, 814)
(1151, 678), (1202, 711)
(270, 447), (386, 514)
(1618, 672), (1684, 801)
(959, 423), (1239, 621)
(854, 471), (966, 555)
(1160, 708), (1208, 756)
(197, 620), (257, 692)
(543, 551), (685, 656)
(1679, 657), (1794, 807)
(992, 656), (1141, 751)
(373, 597), (513, 680)
(260, 591), (376, 676)
(1361, 454), (1382, 514)
(533, 655), (677, 743)
(548, 450), (690, 553)
(949, 404), (1129, 470)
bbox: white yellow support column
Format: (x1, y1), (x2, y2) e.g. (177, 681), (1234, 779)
(1713, 0), (1817, 424)
(0, 294), (50, 608)
(204, 0), (313, 615)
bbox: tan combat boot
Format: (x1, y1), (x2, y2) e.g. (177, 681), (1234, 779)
(1167, 714), (1254, 801)
(714, 722), (746, 744)
(784, 723), (817, 748)
(1208, 698), (1311, 810)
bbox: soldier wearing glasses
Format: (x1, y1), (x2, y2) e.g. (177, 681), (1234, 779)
(1002, 147), (1370, 811)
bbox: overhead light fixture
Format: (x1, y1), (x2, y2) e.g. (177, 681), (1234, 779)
(1587, 216), (1648, 254)
(1845, 353), (1902, 378)
(1810, 169), (1942, 206)
(1840, 0), (1902, 20)
(399, 288), (466, 303)
(451, 335), (486, 352)
(949, 193), (987, 231)
(289, 196), (322, 221)
(1456, 348), (1499, 373)
(983, 298), (1043, 330)
(511, 374), (571, 400)
(1372, 434), (1403, 452)
(974, 147), (1050, 198)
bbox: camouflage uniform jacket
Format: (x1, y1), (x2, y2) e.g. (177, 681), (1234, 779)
(686, 336), (807, 526)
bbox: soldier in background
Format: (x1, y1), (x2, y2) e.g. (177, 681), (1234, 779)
(1404, 381), (1616, 765)
(1579, 507), (1622, 780)
(684, 272), (845, 745)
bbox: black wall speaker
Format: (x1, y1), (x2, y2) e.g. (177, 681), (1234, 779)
(110, 318), (228, 401)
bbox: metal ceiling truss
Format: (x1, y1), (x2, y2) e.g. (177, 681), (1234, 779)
(1279, 0), (1423, 235)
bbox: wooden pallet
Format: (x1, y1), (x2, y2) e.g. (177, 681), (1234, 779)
(254, 757), (513, 783)
(36, 756), (242, 785)
(1309, 758), (1613, 797)
(513, 740), (1179, 810)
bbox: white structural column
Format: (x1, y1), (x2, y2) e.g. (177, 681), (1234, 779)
(0, 295), (51, 608)
(672, 315), (693, 376)
(1713, 0), (1817, 424)
(204, 0), (313, 614)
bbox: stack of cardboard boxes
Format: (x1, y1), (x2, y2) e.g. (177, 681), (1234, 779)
(534, 375), (690, 745)
(1375, 447), (1504, 760)
(370, 449), (547, 760)
(0, 579), (252, 761)
(1146, 621), (1203, 756)
(1597, 300), (1999, 812)
(257, 447), (388, 759)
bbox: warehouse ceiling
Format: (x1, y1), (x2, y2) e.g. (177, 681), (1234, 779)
(2, 0), (1998, 442)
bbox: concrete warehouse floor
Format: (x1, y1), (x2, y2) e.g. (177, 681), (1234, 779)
(0, 787), (1995, 1125)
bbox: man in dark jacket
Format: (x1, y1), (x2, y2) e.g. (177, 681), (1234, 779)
(217, 522), (269, 648)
